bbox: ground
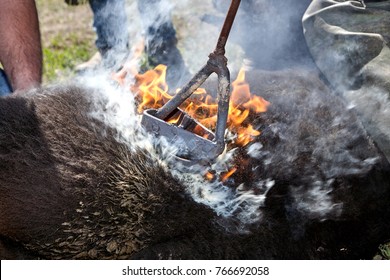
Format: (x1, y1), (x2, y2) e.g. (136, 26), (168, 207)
(36, 0), (95, 82)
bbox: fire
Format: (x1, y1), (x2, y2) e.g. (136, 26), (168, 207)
(205, 171), (215, 181)
(132, 66), (270, 147)
(221, 167), (237, 182)
(126, 65), (269, 184)
(228, 68), (270, 146)
(235, 124), (261, 146)
(132, 64), (172, 113)
(231, 69), (269, 114)
(166, 113), (182, 125)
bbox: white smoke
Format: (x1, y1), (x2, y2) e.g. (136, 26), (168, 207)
(72, 69), (272, 229)
(344, 87), (390, 160)
(290, 180), (343, 221)
(70, 0), (387, 230)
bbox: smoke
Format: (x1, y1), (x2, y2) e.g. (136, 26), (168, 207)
(137, 0), (174, 34)
(106, 0), (316, 72)
(71, 0), (388, 230)
(302, 0), (390, 161)
(169, 161), (273, 231)
(344, 87), (390, 161)
(290, 180), (343, 221)
(74, 71), (269, 230)
(70, 64), (384, 237)
(240, 66), (385, 226)
(77, 72), (148, 150)
(218, 0), (313, 70)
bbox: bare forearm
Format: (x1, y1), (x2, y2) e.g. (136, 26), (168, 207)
(0, 0), (42, 92)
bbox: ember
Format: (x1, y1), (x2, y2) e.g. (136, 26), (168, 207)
(221, 167), (238, 182)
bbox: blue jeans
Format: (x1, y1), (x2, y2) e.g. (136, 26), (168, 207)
(89, 0), (187, 87)
(89, 0), (129, 57)
(137, 0), (178, 64)
(0, 69), (12, 96)
(89, 0), (178, 64)
(137, 0), (189, 88)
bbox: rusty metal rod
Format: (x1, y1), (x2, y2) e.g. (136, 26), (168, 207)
(214, 0), (241, 55)
(154, 64), (213, 120)
(155, 0), (241, 120)
(214, 61), (230, 151)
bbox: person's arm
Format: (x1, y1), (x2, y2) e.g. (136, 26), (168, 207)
(0, 0), (42, 92)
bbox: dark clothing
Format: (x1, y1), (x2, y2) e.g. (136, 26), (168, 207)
(0, 69), (11, 96)
(89, 0), (187, 87)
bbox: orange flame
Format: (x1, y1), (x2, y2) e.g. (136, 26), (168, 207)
(220, 167), (237, 182)
(205, 171), (215, 181)
(227, 68), (270, 146)
(132, 65), (172, 113)
(131, 66), (269, 148)
(231, 69), (269, 113)
(166, 112), (182, 125)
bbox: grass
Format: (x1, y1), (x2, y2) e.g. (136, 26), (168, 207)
(36, 0), (95, 83)
(374, 242), (390, 260)
(42, 34), (94, 82)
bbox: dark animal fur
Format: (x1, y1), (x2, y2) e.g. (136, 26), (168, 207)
(0, 86), (232, 259)
(0, 68), (389, 259)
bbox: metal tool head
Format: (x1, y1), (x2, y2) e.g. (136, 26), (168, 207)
(141, 53), (230, 165)
(141, 108), (224, 166)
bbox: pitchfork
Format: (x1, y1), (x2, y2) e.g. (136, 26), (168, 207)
(141, 0), (241, 166)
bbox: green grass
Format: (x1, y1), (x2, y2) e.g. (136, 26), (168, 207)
(379, 242), (390, 260)
(42, 34), (94, 82)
